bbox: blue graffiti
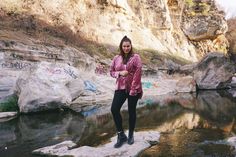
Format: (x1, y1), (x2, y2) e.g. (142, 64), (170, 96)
(145, 99), (153, 105)
(142, 81), (158, 89)
(84, 80), (97, 92)
(81, 107), (98, 117)
(142, 82), (152, 88)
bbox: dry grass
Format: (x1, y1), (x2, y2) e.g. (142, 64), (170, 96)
(138, 49), (190, 67)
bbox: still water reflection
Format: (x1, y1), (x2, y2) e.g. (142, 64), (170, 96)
(0, 90), (236, 157)
(0, 111), (86, 157)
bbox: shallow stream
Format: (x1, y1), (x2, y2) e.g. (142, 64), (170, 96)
(1, 90), (236, 157)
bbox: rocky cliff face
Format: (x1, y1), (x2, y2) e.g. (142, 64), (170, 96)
(226, 18), (236, 57)
(183, 0), (228, 57)
(0, 0), (229, 64)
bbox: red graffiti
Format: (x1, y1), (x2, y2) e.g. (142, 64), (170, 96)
(45, 67), (62, 74)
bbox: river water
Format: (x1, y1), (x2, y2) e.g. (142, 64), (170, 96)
(1, 90), (236, 157)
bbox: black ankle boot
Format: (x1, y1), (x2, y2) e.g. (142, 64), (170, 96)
(127, 135), (134, 145)
(114, 131), (127, 148)
(128, 131), (134, 145)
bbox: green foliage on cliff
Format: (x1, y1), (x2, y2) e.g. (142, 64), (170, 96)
(0, 95), (19, 112)
(199, 3), (210, 15)
(185, 0), (211, 16)
(185, 0), (194, 7)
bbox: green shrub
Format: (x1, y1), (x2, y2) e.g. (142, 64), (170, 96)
(185, 0), (194, 7)
(0, 95), (19, 112)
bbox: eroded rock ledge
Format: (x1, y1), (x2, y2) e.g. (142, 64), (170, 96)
(32, 131), (160, 157)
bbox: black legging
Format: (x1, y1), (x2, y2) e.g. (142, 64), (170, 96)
(111, 90), (139, 136)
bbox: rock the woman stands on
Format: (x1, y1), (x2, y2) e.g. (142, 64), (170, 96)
(110, 36), (143, 148)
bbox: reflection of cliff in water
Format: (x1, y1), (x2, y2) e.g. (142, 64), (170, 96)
(138, 90), (236, 157)
(1, 90), (236, 157)
(194, 90), (236, 124)
(136, 90), (236, 133)
(0, 111), (85, 157)
(78, 103), (185, 146)
(79, 90), (236, 146)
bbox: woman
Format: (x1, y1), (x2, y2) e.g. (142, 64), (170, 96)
(110, 36), (143, 148)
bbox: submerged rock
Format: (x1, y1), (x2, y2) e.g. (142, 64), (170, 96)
(227, 137), (236, 149)
(0, 112), (17, 119)
(32, 131), (160, 157)
(0, 112), (17, 122)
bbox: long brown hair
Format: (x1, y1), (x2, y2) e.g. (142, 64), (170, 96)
(119, 36), (133, 64)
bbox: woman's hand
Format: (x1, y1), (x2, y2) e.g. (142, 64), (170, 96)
(119, 70), (128, 77)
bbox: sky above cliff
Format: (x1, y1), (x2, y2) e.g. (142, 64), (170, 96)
(215, 0), (236, 19)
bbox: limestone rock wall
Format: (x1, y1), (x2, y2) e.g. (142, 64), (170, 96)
(0, 0), (229, 62)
